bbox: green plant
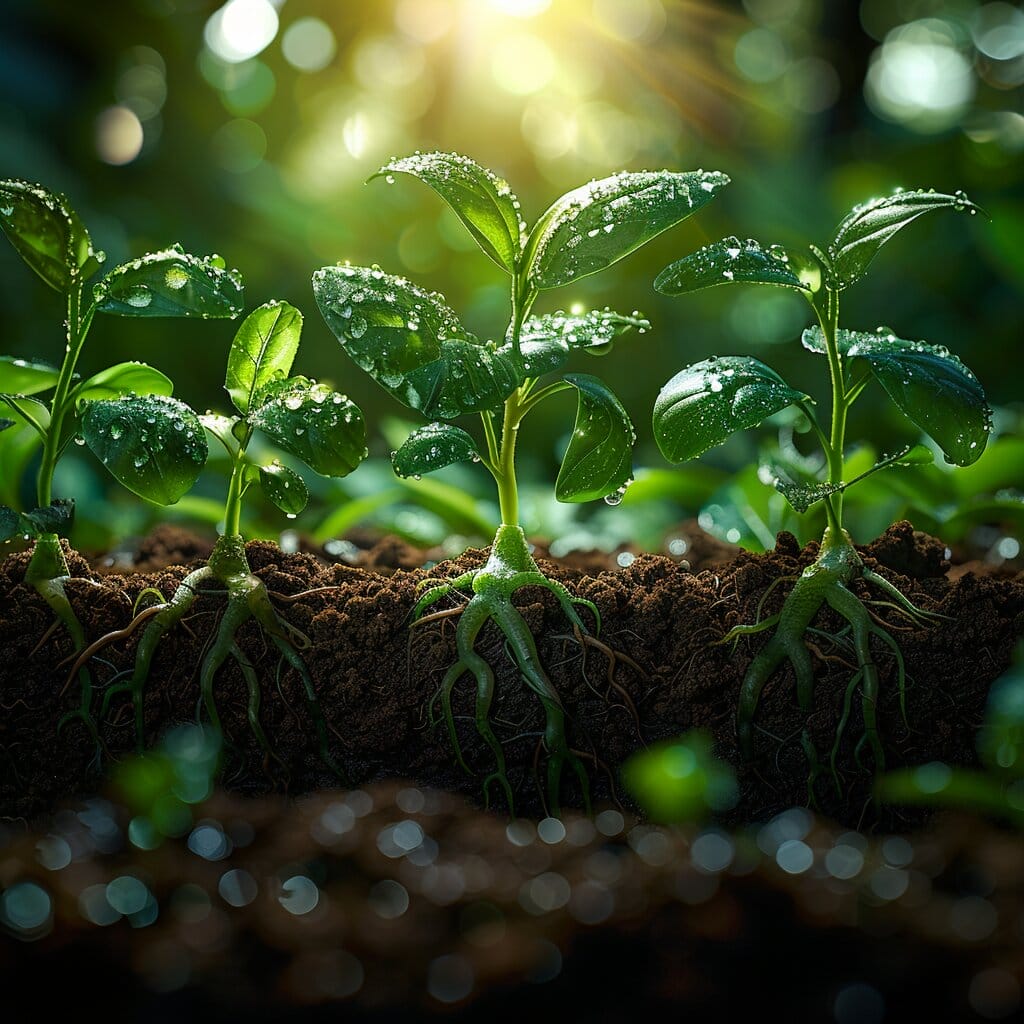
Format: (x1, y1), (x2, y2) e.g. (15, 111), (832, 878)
(0, 179), (243, 740)
(97, 300), (367, 773)
(653, 190), (990, 776)
(877, 643), (1024, 827)
(314, 151), (728, 813)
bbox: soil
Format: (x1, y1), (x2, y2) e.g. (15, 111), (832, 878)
(1, 521), (1022, 827)
(2, 781), (1023, 1020)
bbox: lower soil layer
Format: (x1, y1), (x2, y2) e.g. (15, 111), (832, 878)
(2, 781), (1023, 1020)
(1, 522), (1022, 825)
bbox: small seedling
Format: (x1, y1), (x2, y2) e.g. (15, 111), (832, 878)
(653, 189), (990, 778)
(99, 300), (367, 774)
(0, 179), (243, 739)
(314, 151), (728, 813)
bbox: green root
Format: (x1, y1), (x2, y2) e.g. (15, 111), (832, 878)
(415, 524), (603, 817)
(725, 530), (937, 777)
(101, 534), (342, 780)
(25, 534), (102, 755)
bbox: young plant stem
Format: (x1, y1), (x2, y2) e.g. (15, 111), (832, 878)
(103, 531), (343, 779)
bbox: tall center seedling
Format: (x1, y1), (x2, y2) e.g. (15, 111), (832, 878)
(652, 189), (990, 779)
(99, 300), (367, 775)
(314, 151), (728, 813)
(0, 179), (243, 739)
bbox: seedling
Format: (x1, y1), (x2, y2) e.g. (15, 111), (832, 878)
(0, 178), (243, 739)
(314, 151), (728, 813)
(99, 300), (367, 774)
(653, 189), (990, 777)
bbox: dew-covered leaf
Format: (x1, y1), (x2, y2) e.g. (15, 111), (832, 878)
(526, 169), (730, 289)
(226, 300), (302, 415)
(313, 264), (518, 418)
(372, 152), (525, 272)
(259, 460), (308, 516)
(93, 246), (244, 319)
(495, 308), (651, 382)
(250, 378), (367, 478)
(555, 374), (635, 503)
(802, 325), (990, 466)
(767, 442), (937, 513)
(199, 413), (241, 455)
(0, 504), (18, 541)
(23, 499), (75, 537)
(0, 355), (60, 396)
(0, 179), (96, 292)
(0, 499), (75, 541)
(654, 356), (806, 463)
(392, 421), (480, 479)
(81, 394), (208, 504)
(70, 361), (173, 405)
(829, 189), (983, 288)
(654, 236), (807, 295)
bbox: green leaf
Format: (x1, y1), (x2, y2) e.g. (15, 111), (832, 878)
(199, 413), (241, 456)
(0, 355), (61, 396)
(829, 189), (984, 288)
(525, 169), (729, 289)
(979, 647), (1024, 777)
(0, 395), (50, 437)
(81, 395), (208, 504)
(0, 500), (76, 542)
(93, 245), (244, 319)
(313, 264), (518, 418)
(0, 179), (97, 292)
(803, 326), (990, 466)
(555, 374), (635, 503)
(392, 421), (480, 479)
(226, 300), (302, 415)
(0, 505), (21, 541)
(23, 499), (75, 536)
(495, 308), (650, 382)
(258, 460), (308, 516)
(654, 236), (807, 295)
(250, 378), (367, 478)
(69, 361), (173, 405)
(767, 443), (936, 513)
(653, 356), (806, 463)
(373, 152), (525, 273)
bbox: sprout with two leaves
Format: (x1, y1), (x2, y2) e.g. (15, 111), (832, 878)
(97, 300), (367, 774)
(314, 151), (728, 813)
(0, 179), (243, 740)
(653, 189), (990, 778)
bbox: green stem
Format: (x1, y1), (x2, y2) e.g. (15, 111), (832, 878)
(496, 391), (522, 527)
(37, 280), (93, 508)
(223, 453), (247, 537)
(221, 425), (253, 537)
(818, 288), (847, 529)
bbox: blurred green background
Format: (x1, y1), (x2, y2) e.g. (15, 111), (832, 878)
(1, 0), (1022, 555)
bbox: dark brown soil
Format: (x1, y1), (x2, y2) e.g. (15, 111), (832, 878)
(2, 781), (1023, 1020)
(1, 522), (1022, 826)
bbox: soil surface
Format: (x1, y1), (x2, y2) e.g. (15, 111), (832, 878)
(1, 781), (1023, 1020)
(1, 522), (1023, 826)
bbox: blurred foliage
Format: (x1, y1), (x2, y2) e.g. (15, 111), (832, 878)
(622, 730), (739, 823)
(0, 0), (1021, 552)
